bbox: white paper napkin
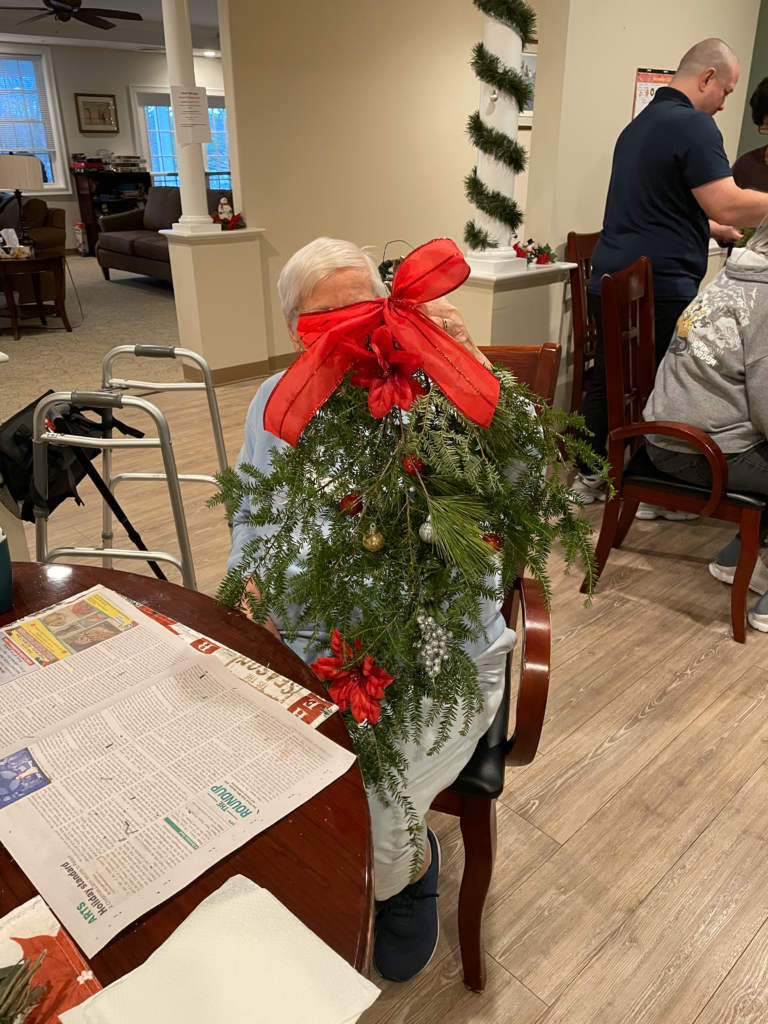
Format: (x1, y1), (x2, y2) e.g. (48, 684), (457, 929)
(60, 874), (379, 1024)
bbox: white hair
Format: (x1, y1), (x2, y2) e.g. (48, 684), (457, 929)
(747, 216), (768, 257)
(277, 237), (388, 330)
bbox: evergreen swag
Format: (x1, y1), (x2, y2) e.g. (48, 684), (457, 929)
(464, 0), (537, 250)
(213, 364), (606, 844)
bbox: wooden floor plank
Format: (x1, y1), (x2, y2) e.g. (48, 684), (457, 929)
(536, 765), (768, 1024)
(488, 664), (768, 1004)
(503, 622), (763, 842)
(694, 916), (768, 1024)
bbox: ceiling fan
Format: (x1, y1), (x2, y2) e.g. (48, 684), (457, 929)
(0, 0), (142, 31)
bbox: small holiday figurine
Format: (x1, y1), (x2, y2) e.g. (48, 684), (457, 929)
(217, 195), (233, 224)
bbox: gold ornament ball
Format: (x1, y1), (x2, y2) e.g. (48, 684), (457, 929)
(363, 525), (385, 551)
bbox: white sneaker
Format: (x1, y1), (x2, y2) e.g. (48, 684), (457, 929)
(569, 473), (606, 505)
(709, 558), (768, 595)
(749, 609), (768, 632)
(635, 503), (699, 521)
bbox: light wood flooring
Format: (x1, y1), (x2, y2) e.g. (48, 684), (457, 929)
(24, 381), (768, 1024)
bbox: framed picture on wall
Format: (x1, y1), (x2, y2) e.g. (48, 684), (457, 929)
(74, 93), (119, 133)
(519, 42), (537, 128)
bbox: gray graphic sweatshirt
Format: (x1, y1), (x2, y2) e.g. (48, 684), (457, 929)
(644, 246), (768, 453)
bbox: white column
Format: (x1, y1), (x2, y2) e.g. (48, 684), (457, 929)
(160, 0), (213, 235)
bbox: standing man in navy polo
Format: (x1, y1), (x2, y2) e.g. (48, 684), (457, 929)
(573, 38), (768, 505)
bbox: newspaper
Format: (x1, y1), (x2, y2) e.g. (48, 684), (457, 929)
(0, 588), (356, 957)
(133, 604), (337, 727)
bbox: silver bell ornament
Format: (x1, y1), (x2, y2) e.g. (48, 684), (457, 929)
(419, 517), (435, 544)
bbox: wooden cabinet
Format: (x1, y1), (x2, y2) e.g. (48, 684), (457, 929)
(71, 170), (152, 255)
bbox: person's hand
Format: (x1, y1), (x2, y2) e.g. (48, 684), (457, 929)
(240, 578), (283, 639)
(417, 297), (492, 370)
(709, 220), (743, 245)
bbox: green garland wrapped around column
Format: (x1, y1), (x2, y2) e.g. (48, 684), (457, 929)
(464, 0), (537, 251)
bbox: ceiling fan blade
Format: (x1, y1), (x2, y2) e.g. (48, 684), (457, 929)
(72, 8), (114, 28)
(85, 7), (142, 19)
(0, 7), (49, 10)
(17, 10), (53, 21)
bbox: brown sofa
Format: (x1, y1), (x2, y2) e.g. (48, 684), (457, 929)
(96, 186), (235, 283)
(0, 194), (66, 301)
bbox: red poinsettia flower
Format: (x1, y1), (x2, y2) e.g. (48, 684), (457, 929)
(311, 629), (395, 725)
(342, 325), (425, 418)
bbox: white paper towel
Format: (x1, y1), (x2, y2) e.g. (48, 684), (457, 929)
(60, 875), (379, 1024)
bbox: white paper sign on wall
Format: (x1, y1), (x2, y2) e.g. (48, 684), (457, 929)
(170, 85), (212, 147)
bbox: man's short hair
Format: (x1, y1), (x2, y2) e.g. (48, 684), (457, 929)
(675, 38), (738, 79)
(278, 237), (388, 329)
(750, 76), (768, 126)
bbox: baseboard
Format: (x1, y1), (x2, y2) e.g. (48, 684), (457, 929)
(182, 350), (298, 385)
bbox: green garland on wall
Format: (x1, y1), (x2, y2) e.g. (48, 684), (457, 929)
(464, 0), (537, 250)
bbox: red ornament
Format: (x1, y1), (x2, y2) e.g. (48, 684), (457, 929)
(402, 455), (425, 475)
(340, 492), (363, 516)
(344, 326), (426, 419)
(483, 532), (503, 551)
(263, 238), (500, 446)
(312, 629), (395, 725)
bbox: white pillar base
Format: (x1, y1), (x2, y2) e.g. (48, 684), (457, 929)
(465, 247), (528, 277)
(170, 215), (222, 236)
(162, 227), (279, 383)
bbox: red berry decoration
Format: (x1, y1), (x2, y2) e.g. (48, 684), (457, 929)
(340, 493), (362, 516)
(483, 533), (503, 551)
(403, 455), (425, 475)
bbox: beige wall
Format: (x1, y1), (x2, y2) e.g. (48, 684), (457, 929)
(526, 0), (761, 246)
(46, 46), (223, 246)
(220, 0), (487, 360)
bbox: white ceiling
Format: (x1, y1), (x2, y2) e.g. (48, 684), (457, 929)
(0, 0), (220, 27)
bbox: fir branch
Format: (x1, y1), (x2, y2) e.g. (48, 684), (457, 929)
(471, 42), (533, 111)
(464, 220), (499, 250)
(467, 111), (527, 172)
(473, 0), (537, 46)
(464, 167), (524, 232)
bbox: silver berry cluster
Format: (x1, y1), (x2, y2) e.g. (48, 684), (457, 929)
(416, 610), (452, 679)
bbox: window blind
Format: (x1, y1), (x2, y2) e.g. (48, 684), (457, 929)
(0, 54), (56, 184)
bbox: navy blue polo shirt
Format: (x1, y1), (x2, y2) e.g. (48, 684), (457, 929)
(589, 87), (732, 300)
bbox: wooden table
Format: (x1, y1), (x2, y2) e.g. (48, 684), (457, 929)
(0, 563), (374, 982)
(0, 254), (71, 339)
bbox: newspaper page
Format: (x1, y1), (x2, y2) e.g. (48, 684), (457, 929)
(134, 604), (337, 728)
(0, 589), (356, 957)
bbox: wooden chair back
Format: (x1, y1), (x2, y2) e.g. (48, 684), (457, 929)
(479, 342), (561, 409)
(566, 231), (601, 413)
(600, 255), (656, 442)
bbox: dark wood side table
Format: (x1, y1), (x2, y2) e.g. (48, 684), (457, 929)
(0, 254), (72, 339)
(0, 563), (374, 982)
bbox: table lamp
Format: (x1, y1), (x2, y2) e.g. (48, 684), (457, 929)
(0, 153), (44, 249)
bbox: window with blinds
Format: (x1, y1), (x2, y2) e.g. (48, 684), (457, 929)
(0, 54), (57, 185)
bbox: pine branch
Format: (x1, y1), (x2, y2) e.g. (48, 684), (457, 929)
(467, 111), (527, 172)
(471, 42), (532, 111)
(464, 220), (499, 250)
(473, 0), (537, 46)
(464, 167), (524, 232)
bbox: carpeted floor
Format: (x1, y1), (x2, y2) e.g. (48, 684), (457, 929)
(0, 256), (184, 417)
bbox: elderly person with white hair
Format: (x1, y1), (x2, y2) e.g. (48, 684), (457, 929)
(644, 218), (768, 629)
(227, 237), (514, 983)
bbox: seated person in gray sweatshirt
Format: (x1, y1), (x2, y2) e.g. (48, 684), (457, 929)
(643, 219), (768, 631)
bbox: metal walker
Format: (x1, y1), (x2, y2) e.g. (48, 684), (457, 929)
(98, 346), (228, 572)
(33, 391), (197, 589)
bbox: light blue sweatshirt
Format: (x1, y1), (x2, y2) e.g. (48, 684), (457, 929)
(227, 372), (506, 665)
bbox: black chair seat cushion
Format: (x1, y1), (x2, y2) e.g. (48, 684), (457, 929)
(625, 445), (766, 511)
(449, 662), (512, 800)
(133, 234), (170, 262)
(98, 230), (155, 256)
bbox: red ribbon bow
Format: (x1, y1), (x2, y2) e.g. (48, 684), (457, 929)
(264, 237), (500, 446)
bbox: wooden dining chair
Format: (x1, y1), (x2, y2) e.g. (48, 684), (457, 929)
(581, 255), (765, 643)
(428, 342), (558, 993)
(479, 342), (562, 410)
(566, 230), (601, 414)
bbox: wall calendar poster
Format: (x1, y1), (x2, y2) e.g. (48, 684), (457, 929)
(633, 69), (675, 119)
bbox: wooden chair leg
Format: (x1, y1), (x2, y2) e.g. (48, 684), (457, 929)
(458, 796), (496, 993)
(581, 494), (622, 593)
(732, 509), (762, 643)
(101, 265), (110, 281)
(614, 498), (639, 548)
(54, 263), (72, 332)
(570, 347), (584, 415)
